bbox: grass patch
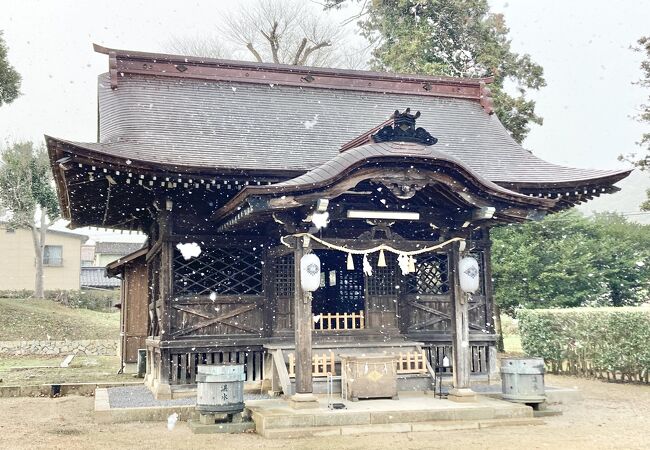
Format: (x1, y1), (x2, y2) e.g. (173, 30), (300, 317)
(0, 355), (132, 385)
(0, 298), (119, 341)
(503, 334), (523, 354)
(500, 314), (524, 354)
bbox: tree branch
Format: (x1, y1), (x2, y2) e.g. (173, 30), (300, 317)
(292, 38), (308, 65)
(299, 41), (332, 65)
(246, 42), (264, 62)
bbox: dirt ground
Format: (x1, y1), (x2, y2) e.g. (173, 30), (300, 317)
(0, 356), (132, 385)
(0, 375), (648, 450)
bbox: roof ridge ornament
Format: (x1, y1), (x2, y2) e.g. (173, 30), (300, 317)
(370, 109), (438, 146)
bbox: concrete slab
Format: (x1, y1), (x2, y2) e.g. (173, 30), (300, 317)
(248, 391), (536, 438)
(341, 423), (411, 436)
(411, 421), (479, 432)
(188, 420), (255, 434)
(478, 418), (544, 429)
(95, 388), (197, 424)
(261, 426), (342, 439)
(545, 387), (583, 404)
(471, 384), (582, 405)
(0, 381), (143, 398)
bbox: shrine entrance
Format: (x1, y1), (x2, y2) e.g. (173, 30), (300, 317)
(311, 250), (366, 330)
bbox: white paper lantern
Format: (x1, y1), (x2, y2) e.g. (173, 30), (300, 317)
(300, 253), (321, 292)
(458, 256), (480, 293)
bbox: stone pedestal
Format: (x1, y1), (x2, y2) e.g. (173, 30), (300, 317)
(289, 392), (320, 409)
(448, 387), (477, 403)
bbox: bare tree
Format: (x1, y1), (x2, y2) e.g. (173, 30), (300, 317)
(165, 0), (370, 69)
(222, 0), (340, 66)
(166, 34), (228, 60)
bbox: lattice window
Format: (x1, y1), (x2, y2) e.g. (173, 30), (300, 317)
(274, 254), (294, 297)
(337, 268), (365, 312)
(173, 246), (263, 296)
(366, 252), (399, 296)
(407, 253), (449, 295)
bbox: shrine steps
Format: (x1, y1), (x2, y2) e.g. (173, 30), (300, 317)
(247, 393), (541, 439)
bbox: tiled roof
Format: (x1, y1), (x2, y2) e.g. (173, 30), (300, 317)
(94, 242), (144, 255)
(51, 72), (628, 187)
(80, 267), (120, 288)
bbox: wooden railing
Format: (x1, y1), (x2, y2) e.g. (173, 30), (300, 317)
(422, 342), (491, 374)
(396, 350), (428, 374)
(313, 311), (365, 330)
(288, 351), (336, 377)
(169, 348), (264, 385)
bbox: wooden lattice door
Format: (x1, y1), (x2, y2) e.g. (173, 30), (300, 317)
(170, 245), (264, 337)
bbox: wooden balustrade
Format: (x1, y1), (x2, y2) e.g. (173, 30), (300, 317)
(396, 350), (428, 374)
(313, 311), (365, 330)
(169, 348), (264, 385)
(288, 351), (336, 377)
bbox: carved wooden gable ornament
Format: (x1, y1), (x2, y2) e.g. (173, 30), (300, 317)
(371, 108), (438, 146)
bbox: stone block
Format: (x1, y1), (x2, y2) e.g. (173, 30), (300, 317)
(478, 418), (544, 429)
(257, 412), (315, 430)
(312, 411), (371, 427)
(448, 388), (478, 403)
(0, 386), (21, 398)
(340, 423), (411, 435)
(262, 426), (341, 439)
(189, 420), (255, 434)
(411, 421), (479, 432)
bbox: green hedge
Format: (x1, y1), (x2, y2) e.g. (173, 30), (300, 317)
(518, 307), (650, 382)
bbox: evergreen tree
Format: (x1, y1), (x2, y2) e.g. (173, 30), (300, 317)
(0, 142), (59, 298)
(0, 31), (21, 106)
(326, 0), (546, 143)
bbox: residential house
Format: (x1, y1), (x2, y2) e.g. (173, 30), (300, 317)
(0, 224), (87, 291)
(80, 241), (144, 289)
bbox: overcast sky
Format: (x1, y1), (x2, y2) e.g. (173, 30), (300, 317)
(0, 0), (649, 228)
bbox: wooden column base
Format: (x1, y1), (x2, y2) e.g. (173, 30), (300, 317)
(448, 388), (477, 403)
(289, 392), (320, 409)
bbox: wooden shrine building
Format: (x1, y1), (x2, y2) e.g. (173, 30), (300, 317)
(48, 45), (630, 401)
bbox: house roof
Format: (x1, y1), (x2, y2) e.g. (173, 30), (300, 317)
(213, 140), (560, 230)
(0, 223), (89, 241)
(47, 45), (629, 185)
(45, 45), (631, 228)
(80, 266), (121, 288)
(47, 69), (628, 187)
(105, 247), (147, 277)
(94, 241), (144, 255)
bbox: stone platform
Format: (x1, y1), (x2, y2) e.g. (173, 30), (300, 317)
(247, 392), (542, 438)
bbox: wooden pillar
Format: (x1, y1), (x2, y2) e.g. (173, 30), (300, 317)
(449, 240), (476, 402)
(482, 228), (501, 382)
(289, 237), (319, 409)
(152, 206), (173, 399)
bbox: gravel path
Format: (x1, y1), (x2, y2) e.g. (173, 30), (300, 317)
(107, 385), (271, 409)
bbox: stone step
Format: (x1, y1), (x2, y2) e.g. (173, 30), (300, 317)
(260, 418), (545, 438)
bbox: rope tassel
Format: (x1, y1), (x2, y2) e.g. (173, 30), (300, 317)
(408, 256), (416, 273)
(397, 253), (409, 275)
(363, 254), (373, 276)
(377, 249), (387, 267)
(347, 252), (354, 270)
